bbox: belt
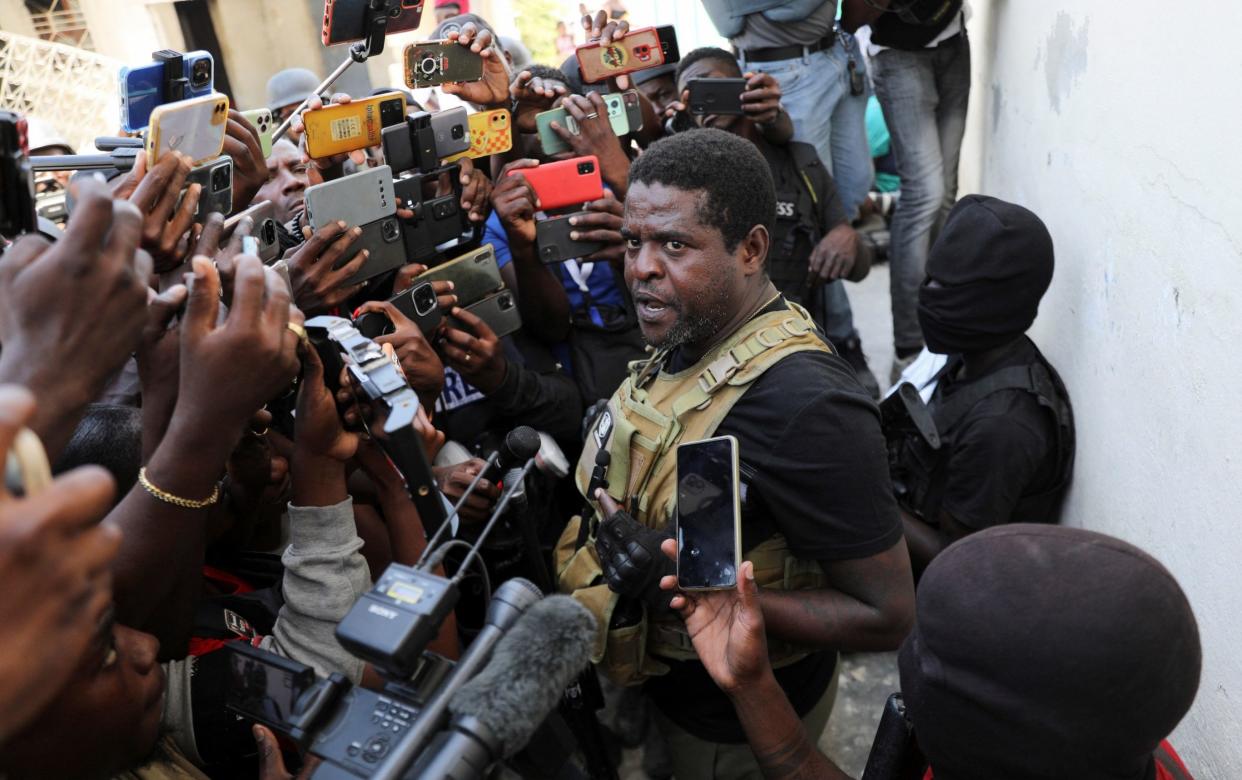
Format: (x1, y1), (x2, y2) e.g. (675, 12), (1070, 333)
(739, 34), (834, 63)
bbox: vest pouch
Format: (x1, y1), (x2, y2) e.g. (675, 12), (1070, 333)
(600, 611), (671, 687)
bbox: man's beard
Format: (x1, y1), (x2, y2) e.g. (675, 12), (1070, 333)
(644, 293), (733, 351)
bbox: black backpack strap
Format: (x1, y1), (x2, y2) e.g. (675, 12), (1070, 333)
(930, 364), (1045, 433)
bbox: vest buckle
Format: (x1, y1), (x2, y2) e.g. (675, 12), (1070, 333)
(698, 351), (743, 393)
(780, 317), (812, 337)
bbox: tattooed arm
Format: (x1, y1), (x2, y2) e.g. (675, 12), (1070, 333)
(729, 673), (853, 779)
(758, 539), (915, 650)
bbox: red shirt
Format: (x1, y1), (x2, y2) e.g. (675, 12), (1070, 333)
(923, 741), (1194, 780)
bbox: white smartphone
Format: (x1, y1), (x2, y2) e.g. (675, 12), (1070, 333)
(675, 435), (742, 591)
(146, 93), (230, 168)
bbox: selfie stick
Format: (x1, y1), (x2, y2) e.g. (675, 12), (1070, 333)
(271, 0), (398, 143)
(29, 150), (139, 173)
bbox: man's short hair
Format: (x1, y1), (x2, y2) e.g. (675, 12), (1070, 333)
(628, 128), (776, 252)
(675, 46), (742, 87)
(526, 63), (569, 86)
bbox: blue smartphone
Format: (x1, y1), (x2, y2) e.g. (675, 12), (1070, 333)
(118, 50), (214, 133)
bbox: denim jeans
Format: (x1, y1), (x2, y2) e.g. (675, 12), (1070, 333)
(870, 34), (971, 352)
(743, 34), (872, 344)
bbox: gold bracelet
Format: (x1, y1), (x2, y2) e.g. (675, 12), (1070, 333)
(138, 467), (220, 509)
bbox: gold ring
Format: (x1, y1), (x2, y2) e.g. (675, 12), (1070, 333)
(464, 353), (472, 363)
(287, 322), (306, 340)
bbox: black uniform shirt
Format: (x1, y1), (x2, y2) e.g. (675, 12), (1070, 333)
(933, 338), (1060, 530)
(645, 299), (903, 743)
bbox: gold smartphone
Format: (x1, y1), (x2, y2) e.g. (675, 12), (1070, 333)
(302, 92), (407, 160)
(146, 93), (230, 167)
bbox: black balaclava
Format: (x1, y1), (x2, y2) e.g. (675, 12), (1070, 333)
(898, 524), (1201, 780)
(917, 195), (1054, 355)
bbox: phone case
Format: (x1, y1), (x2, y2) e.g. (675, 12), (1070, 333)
(340, 215), (407, 286)
(226, 200), (280, 263)
(322, 0), (424, 46)
(0, 111), (37, 239)
(403, 41), (484, 89)
(429, 106), (471, 159)
(687, 78), (747, 116)
(536, 212), (604, 264)
(443, 109), (512, 163)
(622, 90), (644, 132)
(675, 434), (742, 591)
(536, 93), (628, 156)
(655, 25), (681, 64)
(119, 51), (214, 132)
(510, 156), (603, 212)
(240, 108), (274, 158)
(415, 243), (503, 306)
(183, 155), (232, 221)
(576, 27), (665, 84)
(303, 93), (407, 160)
(146, 93), (230, 168)
(448, 289), (521, 339)
(356, 281), (443, 340)
(305, 164), (396, 230)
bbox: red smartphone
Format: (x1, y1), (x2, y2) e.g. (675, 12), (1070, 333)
(509, 156), (603, 211)
(576, 26), (665, 84)
(322, 0), (424, 46)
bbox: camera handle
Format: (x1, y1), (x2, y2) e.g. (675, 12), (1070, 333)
(271, 0), (399, 143)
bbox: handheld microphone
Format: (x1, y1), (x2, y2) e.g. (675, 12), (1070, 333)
(484, 425), (541, 484)
(366, 577), (542, 780)
(406, 596), (596, 779)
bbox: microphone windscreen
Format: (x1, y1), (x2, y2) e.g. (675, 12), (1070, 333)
(503, 425), (542, 463)
(449, 595), (596, 758)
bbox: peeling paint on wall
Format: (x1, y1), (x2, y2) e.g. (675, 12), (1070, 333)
(1044, 12), (1088, 113)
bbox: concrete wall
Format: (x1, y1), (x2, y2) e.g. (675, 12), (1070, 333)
(960, 3), (1242, 776)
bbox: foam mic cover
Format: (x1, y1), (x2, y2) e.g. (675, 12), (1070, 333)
(448, 595), (596, 758)
(495, 425), (542, 473)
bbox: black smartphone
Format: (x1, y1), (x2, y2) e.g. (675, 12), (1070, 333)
(224, 641), (316, 734)
(184, 155), (233, 222)
(687, 78), (747, 116)
(536, 211), (605, 264)
(225, 200), (281, 264)
(0, 111), (37, 239)
(355, 280), (443, 340)
(656, 25), (681, 65)
(676, 435), (742, 590)
(622, 89), (644, 133)
(446, 289), (521, 339)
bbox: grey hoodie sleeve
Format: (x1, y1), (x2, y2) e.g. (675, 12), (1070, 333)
(257, 498), (370, 683)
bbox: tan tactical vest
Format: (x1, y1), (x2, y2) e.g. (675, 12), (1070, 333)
(555, 301), (831, 686)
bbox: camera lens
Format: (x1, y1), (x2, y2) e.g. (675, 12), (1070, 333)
(451, 124), (464, 140)
(577, 162), (595, 175)
(498, 292), (513, 310)
(382, 218), (400, 241)
(211, 165), (229, 192)
(261, 219), (276, 245)
(413, 284), (436, 315)
(190, 58), (211, 89)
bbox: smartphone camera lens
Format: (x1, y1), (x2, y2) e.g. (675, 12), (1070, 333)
(382, 218), (400, 242)
(261, 219), (276, 246)
(577, 162), (595, 175)
(451, 124), (464, 140)
(413, 284), (436, 315)
(211, 165), (229, 193)
(498, 292), (513, 310)
(190, 58), (211, 89)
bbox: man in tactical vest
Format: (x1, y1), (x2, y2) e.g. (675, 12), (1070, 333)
(555, 128), (914, 779)
(672, 46), (881, 397)
(884, 195), (1075, 577)
(841, 0), (972, 383)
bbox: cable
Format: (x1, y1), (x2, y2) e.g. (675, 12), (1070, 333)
(425, 539), (492, 604)
(416, 450), (499, 569)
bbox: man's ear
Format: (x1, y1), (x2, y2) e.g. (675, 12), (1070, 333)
(739, 224), (769, 278)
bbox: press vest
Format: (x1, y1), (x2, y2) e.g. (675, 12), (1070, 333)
(870, 0), (963, 50)
(555, 301), (832, 686)
(764, 141), (827, 305)
(887, 343), (1075, 526)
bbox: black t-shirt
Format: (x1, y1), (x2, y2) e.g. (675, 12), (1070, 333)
(645, 300), (903, 743)
(933, 338), (1060, 530)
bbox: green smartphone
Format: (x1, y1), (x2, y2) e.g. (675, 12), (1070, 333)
(240, 108), (274, 158)
(536, 93), (629, 156)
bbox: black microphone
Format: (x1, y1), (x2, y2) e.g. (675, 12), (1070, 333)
(403, 596), (596, 779)
(484, 425), (542, 484)
(366, 577), (542, 780)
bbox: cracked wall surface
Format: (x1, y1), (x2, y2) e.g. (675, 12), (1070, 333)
(961, 3), (1242, 776)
